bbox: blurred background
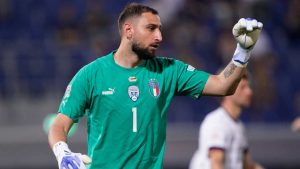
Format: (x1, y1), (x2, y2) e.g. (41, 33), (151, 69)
(0, 0), (300, 168)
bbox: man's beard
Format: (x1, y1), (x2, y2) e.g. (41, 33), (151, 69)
(132, 43), (155, 60)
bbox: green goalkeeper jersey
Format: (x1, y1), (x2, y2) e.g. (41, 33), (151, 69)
(58, 51), (209, 169)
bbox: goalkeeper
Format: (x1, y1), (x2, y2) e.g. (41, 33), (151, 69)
(48, 3), (263, 169)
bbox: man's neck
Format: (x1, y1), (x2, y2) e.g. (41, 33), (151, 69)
(114, 44), (144, 68)
(221, 101), (241, 121)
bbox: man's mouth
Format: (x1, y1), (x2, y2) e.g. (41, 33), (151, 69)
(150, 44), (160, 49)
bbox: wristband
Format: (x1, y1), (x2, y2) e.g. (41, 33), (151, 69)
(232, 44), (251, 67)
(53, 141), (71, 158)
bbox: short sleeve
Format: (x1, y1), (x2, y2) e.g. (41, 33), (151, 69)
(174, 60), (210, 98)
(202, 122), (229, 149)
(58, 67), (89, 122)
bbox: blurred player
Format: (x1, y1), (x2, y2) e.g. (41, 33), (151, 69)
(189, 72), (264, 169)
(291, 117), (300, 131)
(48, 2), (263, 169)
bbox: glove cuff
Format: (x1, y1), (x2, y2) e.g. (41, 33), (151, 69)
(52, 141), (71, 159)
(232, 44), (251, 67)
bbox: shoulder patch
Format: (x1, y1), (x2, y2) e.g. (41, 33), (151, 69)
(187, 65), (195, 71)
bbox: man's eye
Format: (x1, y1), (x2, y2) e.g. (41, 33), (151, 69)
(148, 27), (155, 31)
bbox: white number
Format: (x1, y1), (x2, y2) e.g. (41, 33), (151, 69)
(132, 107), (137, 132)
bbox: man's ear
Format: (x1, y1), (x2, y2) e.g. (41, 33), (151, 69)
(124, 23), (133, 39)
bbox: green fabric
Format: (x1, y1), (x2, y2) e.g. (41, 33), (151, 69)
(58, 51), (209, 169)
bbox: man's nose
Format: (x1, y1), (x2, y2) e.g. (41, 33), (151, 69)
(155, 30), (162, 42)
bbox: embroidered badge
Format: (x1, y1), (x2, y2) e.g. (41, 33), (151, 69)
(148, 79), (160, 98)
(128, 85), (139, 102)
(128, 76), (137, 82)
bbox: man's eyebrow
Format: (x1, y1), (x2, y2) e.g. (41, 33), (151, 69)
(146, 24), (162, 29)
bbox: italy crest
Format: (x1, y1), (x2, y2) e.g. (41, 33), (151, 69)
(148, 79), (160, 98)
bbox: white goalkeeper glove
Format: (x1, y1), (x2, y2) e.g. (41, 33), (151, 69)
(53, 141), (92, 169)
(232, 18), (263, 67)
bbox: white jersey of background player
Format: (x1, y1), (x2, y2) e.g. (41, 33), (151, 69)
(190, 73), (264, 169)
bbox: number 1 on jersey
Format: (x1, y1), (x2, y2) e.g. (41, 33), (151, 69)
(132, 107), (137, 132)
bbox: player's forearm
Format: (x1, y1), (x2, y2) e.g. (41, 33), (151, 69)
(48, 123), (68, 148)
(218, 61), (245, 95)
(211, 160), (224, 169)
(48, 113), (74, 148)
(202, 62), (245, 96)
(209, 149), (225, 169)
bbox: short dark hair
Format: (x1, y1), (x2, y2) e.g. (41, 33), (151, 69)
(118, 3), (159, 33)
